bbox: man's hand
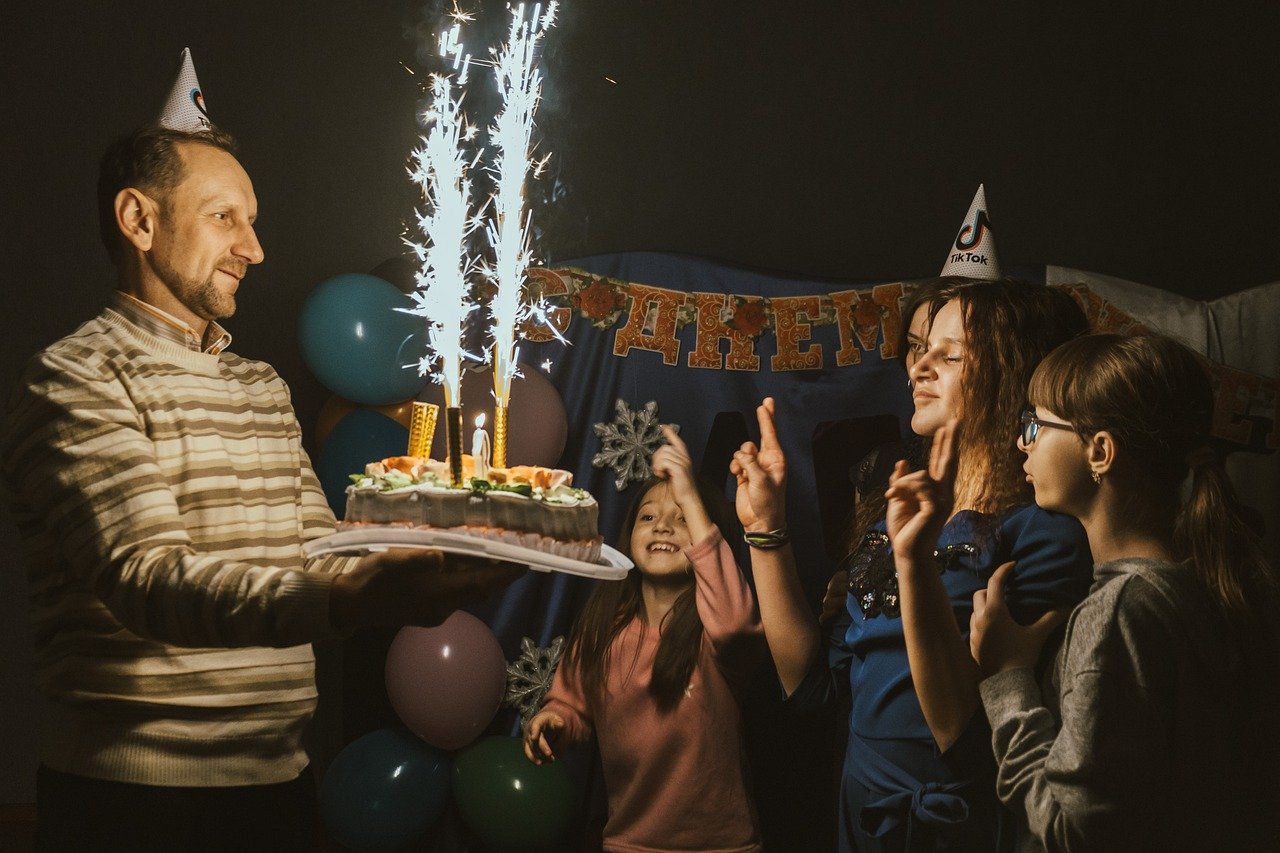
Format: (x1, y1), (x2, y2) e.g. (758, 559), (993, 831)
(329, 548), (525, 632)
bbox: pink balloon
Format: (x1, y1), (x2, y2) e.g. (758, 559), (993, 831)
(416, 364), (568, 468)
(385, 613), (507, 751)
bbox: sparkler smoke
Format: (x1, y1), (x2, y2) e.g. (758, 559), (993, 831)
(484, 2), (562, 407)
(402, 69), (482, 408)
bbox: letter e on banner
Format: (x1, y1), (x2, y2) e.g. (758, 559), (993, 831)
(770, 295), (824, 371)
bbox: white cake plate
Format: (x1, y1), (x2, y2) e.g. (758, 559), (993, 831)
(302, 528), (632, 581)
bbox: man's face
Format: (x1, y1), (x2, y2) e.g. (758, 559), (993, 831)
(146, 142), (263, 322)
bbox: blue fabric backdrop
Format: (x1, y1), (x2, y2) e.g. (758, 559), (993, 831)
(478, 250), (923, 655)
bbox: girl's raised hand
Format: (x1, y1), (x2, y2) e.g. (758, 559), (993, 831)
(652, 424), (716, 542)
(523, 709), (566, 765)
(970, 561), (1070, 677)
(885, 418), (958, 566)
(651, 425), (698, 506)
(730, 398), (787, 532)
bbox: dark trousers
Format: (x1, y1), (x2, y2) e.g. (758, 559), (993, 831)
(36, 764), (318, 852)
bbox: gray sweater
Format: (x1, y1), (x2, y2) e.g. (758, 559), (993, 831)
(980, 557), (1280, 852)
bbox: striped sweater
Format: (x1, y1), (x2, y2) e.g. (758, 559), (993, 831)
(1, 307), (355, 786)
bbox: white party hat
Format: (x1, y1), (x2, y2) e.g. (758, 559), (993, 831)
(940, 184), (1001, 280)
(157, 48), (211, 132)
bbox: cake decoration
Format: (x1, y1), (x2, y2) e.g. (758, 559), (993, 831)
(592, 399), (675, 491)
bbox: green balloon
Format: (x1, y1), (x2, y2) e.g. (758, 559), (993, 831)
(452, 736), (575, 852)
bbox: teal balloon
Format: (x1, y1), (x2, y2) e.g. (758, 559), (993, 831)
(320, 727), (451, 853)
(299, 273), (429, 405)
(316, 409), (408, 518)
(452, 736), (575, 852)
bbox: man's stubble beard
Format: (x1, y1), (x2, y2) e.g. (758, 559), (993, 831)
(154, 256), (238, 321)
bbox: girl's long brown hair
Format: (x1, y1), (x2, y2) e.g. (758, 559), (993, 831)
(562, 476), (742, 713)
(1028, 332), (1279, 646)
(848, 277), (1089, 548)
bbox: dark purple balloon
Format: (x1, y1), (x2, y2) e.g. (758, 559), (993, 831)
(385, 613), (507, 751)
(416, 363), (568, 468)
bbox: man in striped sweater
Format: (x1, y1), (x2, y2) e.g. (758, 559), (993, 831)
(1, 120), (523, 850)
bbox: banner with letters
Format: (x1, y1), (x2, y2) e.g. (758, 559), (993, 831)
(480, 253), (1279, 657)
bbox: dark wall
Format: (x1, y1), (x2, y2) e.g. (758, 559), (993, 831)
(5, 2), (1280, 407)
(3, 0), (1279, 802)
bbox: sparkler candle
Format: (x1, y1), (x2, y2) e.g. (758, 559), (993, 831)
(446, 404), (464, 487)
(492, 402), (509, 469)
(407, 401), (439, 458)
(484, 2), (560, 469)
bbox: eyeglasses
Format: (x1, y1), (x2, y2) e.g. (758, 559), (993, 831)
(1020, 409), (1074, 446)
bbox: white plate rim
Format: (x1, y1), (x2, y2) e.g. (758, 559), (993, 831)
(302, 527), (632, 580)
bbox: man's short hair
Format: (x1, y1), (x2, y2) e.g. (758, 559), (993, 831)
(97, 125), (239, 265)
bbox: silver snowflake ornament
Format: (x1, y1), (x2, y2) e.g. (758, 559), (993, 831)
(592, 399), (677, 491)
(504, 636), (566, 725)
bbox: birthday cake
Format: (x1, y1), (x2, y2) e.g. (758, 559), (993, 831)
(341, 456), (603, 563)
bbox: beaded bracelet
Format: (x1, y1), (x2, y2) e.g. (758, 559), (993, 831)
(744, 528), (791, 549)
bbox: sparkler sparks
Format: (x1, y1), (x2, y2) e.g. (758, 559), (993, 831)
(402, 70), (483, 408)
(483, 2), (562, 410)
(403, 2), (562, 431)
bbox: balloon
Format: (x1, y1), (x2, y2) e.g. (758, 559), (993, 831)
(298, 273), (429, 405)
(416, 364), (568, 467)
(452, 736), (575, 852)
(369, 255), (418, 295)
(315, 409), (408, 518)
(385, 613), (507, 751)
(315, 394), (416, 450)
(319, 727), (451, 853)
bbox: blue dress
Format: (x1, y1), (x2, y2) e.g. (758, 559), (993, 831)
(791, 504), (1092, 852)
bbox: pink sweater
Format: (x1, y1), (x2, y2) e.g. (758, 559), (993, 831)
(543, 529), (764, 853)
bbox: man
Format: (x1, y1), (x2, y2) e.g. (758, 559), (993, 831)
(1, 53), (522, 851)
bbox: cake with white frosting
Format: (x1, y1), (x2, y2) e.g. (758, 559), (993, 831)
(342, 456), (602, 563)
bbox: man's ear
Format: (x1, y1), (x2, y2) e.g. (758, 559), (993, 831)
(115, 188), (157, 252)
(1086, 430), (1118, 478)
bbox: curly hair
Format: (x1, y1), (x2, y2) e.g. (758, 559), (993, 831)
(847, 278), (1089, 550)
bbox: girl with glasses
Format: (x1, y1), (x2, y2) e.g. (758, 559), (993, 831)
(970, 332), (1280, 850)
(734, 278), (1094, 852)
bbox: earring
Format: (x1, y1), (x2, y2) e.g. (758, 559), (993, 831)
(1091, 471), (1101, 485)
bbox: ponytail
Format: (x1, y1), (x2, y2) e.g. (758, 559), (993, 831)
(1031, 333), (1280, 658)
(1175, 454), (1280, 649)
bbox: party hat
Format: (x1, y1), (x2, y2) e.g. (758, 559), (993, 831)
(157, 48), (211, 132)
(940, 184), (1001, 279)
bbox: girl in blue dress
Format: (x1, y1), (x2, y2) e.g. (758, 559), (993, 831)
(734, 279), (1094, 851)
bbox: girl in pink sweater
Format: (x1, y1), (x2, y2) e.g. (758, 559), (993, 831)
(524, 426), (764, 853)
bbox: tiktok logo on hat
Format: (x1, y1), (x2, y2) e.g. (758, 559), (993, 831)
(157, 47), (211, 132)
(940, 184), (1002, 280)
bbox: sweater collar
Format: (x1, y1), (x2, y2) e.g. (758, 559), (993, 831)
(111, 291), (232, 355)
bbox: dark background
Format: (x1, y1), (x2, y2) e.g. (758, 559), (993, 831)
(4, 0), (1279, 818)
